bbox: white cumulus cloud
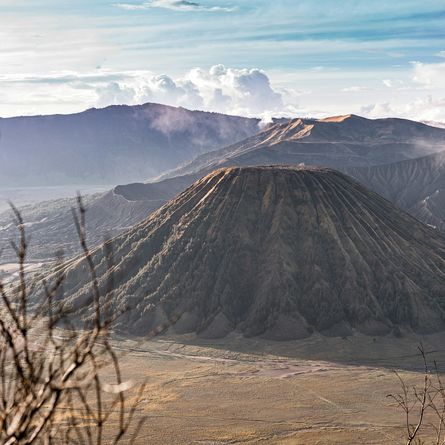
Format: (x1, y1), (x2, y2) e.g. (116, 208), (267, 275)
(95, 65), (300, 119)
(358, 59), (445, 123)
(361, 96), (445, 122)
(412, 61), (445, 88)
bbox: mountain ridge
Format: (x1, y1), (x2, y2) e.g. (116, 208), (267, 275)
(0, 102), (261, 187)
(160, 114), (445, 179)
(346, 150), (445, 231)
(50, 166), (445, 340)
(4, 114), (445, 262)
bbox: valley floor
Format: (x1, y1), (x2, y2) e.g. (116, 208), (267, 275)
(105, 333), (445, 444)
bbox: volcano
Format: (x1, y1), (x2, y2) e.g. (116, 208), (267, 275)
(160, 115), (445, 179)
(57, 166), (445, 340)
(9, 115), (445, 262)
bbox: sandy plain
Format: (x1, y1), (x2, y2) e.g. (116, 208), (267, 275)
(98, 332), (445, 444)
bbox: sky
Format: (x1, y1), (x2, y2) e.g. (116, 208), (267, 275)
(1, 0), (445, 121)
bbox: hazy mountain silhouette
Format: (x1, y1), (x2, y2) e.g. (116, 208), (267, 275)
(0, 103), (260, 187)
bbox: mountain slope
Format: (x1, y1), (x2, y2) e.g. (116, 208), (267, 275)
(422, 121), (445, 129)
(0, 175), (203, 262)
(345, 151), (445, 231)
(0, 189), (167, 261)
(161, 115), (445, 179)
(5, 115), (445, 262)
(52, 166), (445, 340)
(0, 103), (260, 187)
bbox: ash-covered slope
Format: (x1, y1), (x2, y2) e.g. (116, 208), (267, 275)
(161, 115), (445, 179)
(55, 166), (445, 340)
(0, 188), (167, 261)
(0, 175), (200, 262)
(0, 103), (260, 187)
(345, 151), (445, 231)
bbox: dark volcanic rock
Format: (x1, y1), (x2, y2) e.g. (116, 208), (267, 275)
(53, 166), (445, 339)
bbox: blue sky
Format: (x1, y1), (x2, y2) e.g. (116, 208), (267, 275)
(1, 0), (445, 120)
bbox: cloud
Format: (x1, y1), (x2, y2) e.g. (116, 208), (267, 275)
(382, 79), (406, 89)
(357, 59), (445, 123)
(96, 73), (204, 110)
(0, 66), (304, 119)
(412, 61), (445, 88)
(341, 86), (370, 92)
(95, 82), (138, 106)
(0, 71), (130, 85)
(6, 57), (445, 123)
(94, 65), (299, 119)
(115, 0), (236, 12)
(361, 95), (445, 122)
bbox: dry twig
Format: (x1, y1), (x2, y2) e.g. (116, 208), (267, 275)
(0, 196), (145, 444)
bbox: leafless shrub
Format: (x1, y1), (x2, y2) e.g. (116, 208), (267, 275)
(389, 345), (445, 445)
(0, 196), (145, 444)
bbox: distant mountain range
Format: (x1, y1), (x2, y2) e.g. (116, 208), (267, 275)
(0, 103), (260, 187)
(48, 167), (445, 339)
(160, 114), (445, 179)
(3, 113), (445, 262)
